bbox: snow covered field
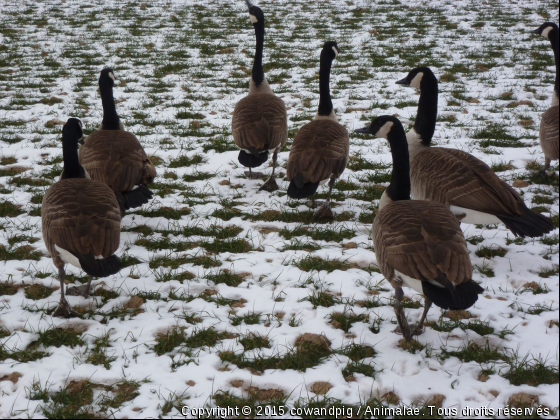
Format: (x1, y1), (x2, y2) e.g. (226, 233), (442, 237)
(0, 0), (558, 418)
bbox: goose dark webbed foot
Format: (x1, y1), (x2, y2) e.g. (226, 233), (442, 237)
(259, 177), (279, 192)
(66, 285), (91, 298)
(313, 202), (334, 220)
(244, 170), (265, 180)
(53, 298), (79, 318)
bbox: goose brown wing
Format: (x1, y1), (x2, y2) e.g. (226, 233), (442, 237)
(232, 93), (288, 152)
(79, 130), (149, 193)
(287, 120), (349, 183)
(411, 147), (525, 216)
(42, 179), (121, 259)
(373, 201), (472, 286)
(540, 106), (559, 160)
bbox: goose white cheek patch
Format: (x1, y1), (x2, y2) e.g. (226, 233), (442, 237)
(249, 15), (258, 23)
(332, 46), (339, 57)
(542, 26), (553, 38)
(109, 72), (115, 81)
(376, 121), (394, 138)
(410, 72), (424, 88)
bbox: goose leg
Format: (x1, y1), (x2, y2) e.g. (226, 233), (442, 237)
(313, 178), (335, 220)
(53, 267), (78, 318)
(245, 167), (265, 180)
(66, 275), (94, 298)
(259, 150), (279, 192)
(393, 287), (412, 341)
(411, 298), (432, 336)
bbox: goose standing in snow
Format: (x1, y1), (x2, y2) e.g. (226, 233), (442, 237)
(79, 68), (156, 214)
(393, 67), (553, 238)
(42, 119), (122, 318)
(231, 1), (288, 191)
(287, 41), (349, 219)
(355, 116), (483, 341)
(532, 22), (559, 172)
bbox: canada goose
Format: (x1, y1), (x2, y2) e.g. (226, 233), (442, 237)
(355, 116), (483, 341)
(532, 22), (559, 172)
(79, 68), (156, 214)
(231, 0), (288, 191)
(42, 119), (122, 318)
(394, 66), (553, 238)
(287, 41), (349, 219)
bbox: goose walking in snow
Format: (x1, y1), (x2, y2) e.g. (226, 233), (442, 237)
(79, 68), (156, 214)
(231, 1), (288, 191)
(393, 67), (553, 238)
(355, 116), (483, 341)
(42, 119), (122, 318)
(532, 22), (559, 173)
(287, 41), (349, 219)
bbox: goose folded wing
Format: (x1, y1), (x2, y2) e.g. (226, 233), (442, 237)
(377, 202), (472, 286)
(413, 148), (524, 216)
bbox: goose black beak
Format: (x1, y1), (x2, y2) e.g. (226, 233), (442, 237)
(354, 126), (371, 134)
(531, 28), (540, 34)
(395, 77), (409, 86)
(245, 0), (254, 8)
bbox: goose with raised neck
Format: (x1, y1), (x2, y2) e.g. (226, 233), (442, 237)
(60, 118), (87, 180)
(98, 68), (123, 130)
(315, 43), (339, 121)
(532, 22), (560, 171)
(42, 118), (123, 318)
(395, 67), (438, 158)
(286, 41), (349, 220)
(388, 66), (554, 237)
(354, 115), (483, 341)
(231, 1), (288, 190)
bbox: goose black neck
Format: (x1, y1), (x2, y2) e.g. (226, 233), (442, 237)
(317, 52), (334, 116)
(62, 134), (85, 179)
(100, 80), (121, 130)
(386, 124), (411, 202)
(550, 27), (559, 99)
(252, 23), (265, 87)
(414, 75), (438, 145)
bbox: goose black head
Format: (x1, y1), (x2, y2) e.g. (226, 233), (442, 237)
(246, 0), (264, 26)
(395, 67), (436, 89)
(532, 22), (559, 39)
(99, 68), (116, 87)
(322, 41), (341, 61)
(354, 115), (401, 139)
(62, 118), (83, 145)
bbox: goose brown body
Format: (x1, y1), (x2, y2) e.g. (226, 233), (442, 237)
(287, 119), (349, 184)
(42, 178), (121, 269)
(232, 91), (288, 154)
(79, 130), (156, 193)
(539, 105), (559, 163)
(373, 200), (472, 289)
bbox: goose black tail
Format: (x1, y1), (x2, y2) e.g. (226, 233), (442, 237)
(422, 280), (484, 310)
(122, 185), (154, 210)
(287, 174), (320, 199)
(238, 150), (269, 168)
(498, 210), (553, 238)
(75, 252), (123, 278)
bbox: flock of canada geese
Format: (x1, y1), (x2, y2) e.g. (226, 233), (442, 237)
(41, 2), (558, 341)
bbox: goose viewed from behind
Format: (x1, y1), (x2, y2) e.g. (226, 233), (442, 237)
(394, 66), (553, 238)
(355, 116), (483, 341)
(287, 41), (349, 219)
(532, 22), (559, 172)
(231, 0), (288, 191)
(42, 119), (123, 318)
(79, 68), (156, 214)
